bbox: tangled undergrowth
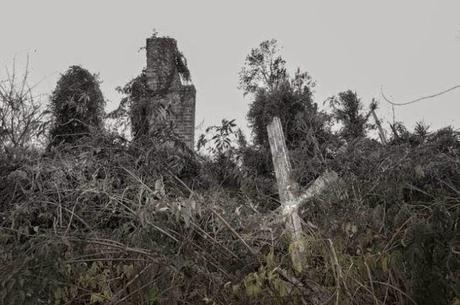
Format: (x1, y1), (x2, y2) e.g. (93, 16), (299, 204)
(0, 129), (459, 305)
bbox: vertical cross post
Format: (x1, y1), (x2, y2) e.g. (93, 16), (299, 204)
(267, 116), (305, 270)
(267, 116), (339, 272)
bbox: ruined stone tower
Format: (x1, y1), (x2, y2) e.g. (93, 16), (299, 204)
(145, 37), (196, 149)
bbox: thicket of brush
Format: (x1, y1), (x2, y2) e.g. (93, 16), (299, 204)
(1, 41), (459, 305)
(1, 125), (458, 305)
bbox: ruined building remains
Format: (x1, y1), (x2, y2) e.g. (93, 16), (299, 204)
(145, 37), (196, 149)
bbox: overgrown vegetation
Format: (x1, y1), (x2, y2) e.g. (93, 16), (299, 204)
(108, 70), (177, 142)
(0, 40), (458, 305)
(329, 90), (376, 142)
(48, 66), (105, 146)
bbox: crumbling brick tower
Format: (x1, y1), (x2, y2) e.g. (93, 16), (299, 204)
(145, 37), (196, 149)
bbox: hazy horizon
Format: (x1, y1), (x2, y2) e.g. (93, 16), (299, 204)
(1, 0), (459, 139)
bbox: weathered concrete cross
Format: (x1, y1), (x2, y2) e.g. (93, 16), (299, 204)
(267, 116), (338, 271)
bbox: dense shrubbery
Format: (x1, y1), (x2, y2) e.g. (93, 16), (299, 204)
(0, 41), (459, 305)
(48, 66), (105, 146)
(1, 123), (458, 305)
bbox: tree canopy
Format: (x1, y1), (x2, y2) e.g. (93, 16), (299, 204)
(329, 90), (375, 141)
(239, 39), (288, 95)
(240, 40), (330, 150)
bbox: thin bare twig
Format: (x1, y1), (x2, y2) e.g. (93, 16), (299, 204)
(210, 208), (258, 256)
(381, 84), (460, 106)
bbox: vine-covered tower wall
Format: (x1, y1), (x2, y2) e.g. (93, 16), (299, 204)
(145, 37), (196, 149)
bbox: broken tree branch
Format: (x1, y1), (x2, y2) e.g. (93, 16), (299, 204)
(371, 109), (387, 145)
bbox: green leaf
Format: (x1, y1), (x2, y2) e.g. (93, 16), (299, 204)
(123, 264), (134, 278)
(90, 292), (106, 304)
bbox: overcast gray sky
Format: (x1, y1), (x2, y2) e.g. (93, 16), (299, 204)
(1, 0), (459, 138)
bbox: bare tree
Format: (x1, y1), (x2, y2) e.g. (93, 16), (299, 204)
(0, 56), (48, 152)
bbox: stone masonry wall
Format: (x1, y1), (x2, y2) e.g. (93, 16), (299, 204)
(145, 37), (196, 149)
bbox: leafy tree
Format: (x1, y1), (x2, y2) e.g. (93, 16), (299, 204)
(247, 74), (321, 149)
(240, 40), (327, 151)
(329, 90), (374, 141)
(197, 119), (240, 155)
(413, 121), (430, 139)
(239, 39), (288, 95)
(48, 66), (105, 146)
(197, 119), (244, 188)
(239, 39), (338, 195)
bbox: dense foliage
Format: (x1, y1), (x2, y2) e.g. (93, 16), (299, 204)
(239, 39), (287, 95)
(330, 90), (376, 141)
(0, 39), (458, 305)
(109, 70), (153, 139)
(49, 66), (105, 146)
(110, 71), (183, 141)
(1, 122), (458, 305)
(240, 40), (325, 149)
